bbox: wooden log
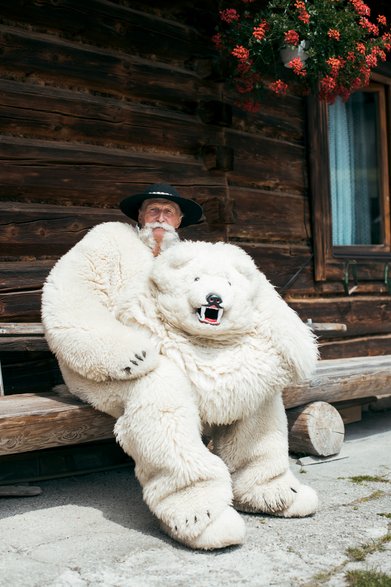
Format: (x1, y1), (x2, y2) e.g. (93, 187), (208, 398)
(0, 323), (47, 351)
(287, 401), (345, 456)
(0, 137), (226, 208)
(320, 334), (391, 359)
(0, 79), (223, 157)
(0, 261), (54, 291)
(0, 323), (44, 335)
(0, 485), (42, 497)
(0, 2), (209, 64)
(283, 355), (391, 409)
(308, 322), (347, 333)
(226, 129), (306, 195)
(0, 393), (115, 456)
(0, 201), (123, 256)
(288, 296), (391, 338)
(0, 26), (215, 108)
(0, 337), (49, 352)
(228, 187), (309, 242)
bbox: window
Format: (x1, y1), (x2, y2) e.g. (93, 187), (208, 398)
(308, 68), (391, 284)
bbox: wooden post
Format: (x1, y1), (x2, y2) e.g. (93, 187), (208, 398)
(287, 401), (345, 457)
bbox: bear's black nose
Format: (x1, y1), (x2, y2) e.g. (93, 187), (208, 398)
(206, 292), (222, 306)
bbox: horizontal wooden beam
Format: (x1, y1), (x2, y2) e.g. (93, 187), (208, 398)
(0, 392), (114, 455)
(283, 355), (391, 409)
(1, 353), (391, 456)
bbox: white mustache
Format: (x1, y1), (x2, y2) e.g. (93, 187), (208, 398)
(138, 222), (179, 252)
(144, 221), (177, 233)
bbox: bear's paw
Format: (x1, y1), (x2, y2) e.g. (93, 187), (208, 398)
(161, 506), (246, 551)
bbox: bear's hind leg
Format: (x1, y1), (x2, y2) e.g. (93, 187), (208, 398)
(213, 394), (318, 518)
(115, 357), (245, 550)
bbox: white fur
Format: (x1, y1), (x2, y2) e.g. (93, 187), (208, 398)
(42, 230), (319, 551)
(151, 241), (319, 520)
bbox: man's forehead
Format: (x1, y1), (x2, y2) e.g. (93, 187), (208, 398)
(143, 198), (181, 211)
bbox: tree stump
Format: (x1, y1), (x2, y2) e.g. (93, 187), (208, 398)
(287, 401), (345, 457)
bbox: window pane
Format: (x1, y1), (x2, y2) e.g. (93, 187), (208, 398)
(328, 92), (381, 246)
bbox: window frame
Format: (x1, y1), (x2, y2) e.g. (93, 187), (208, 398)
(308, 70), (391, 282)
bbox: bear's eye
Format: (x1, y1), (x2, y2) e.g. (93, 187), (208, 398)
(194, 277), (200, 282)
(228, 280), (232, 286)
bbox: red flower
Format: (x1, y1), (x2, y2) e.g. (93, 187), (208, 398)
(365, 53), (378, 68)
(320, 75), (337, 94)
(231, 45), (250, 61)
(377, 15), (387, 26)
(253, 20), (268, 41)
(326, 57), (343, 76)
(359, 17), (379, 36)
(294, 1), (310, 24)
(219, 9), (240, 24)
(356, 42), (366, 55)
(371, 46), (387, 61)
(269, 80), (288, 95)
(284, 29), (300, 46)
(382, 33), (391, 51)
(327, 29), (341, 41)
(337, 87), (351, 101)
(349, 0), (371, 17)
(359, 64), (371, 84)
(287, 56), (307, 77)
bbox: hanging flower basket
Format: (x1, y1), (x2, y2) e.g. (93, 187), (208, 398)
(280, 40), (309, 67)
(213, 0), (391, 111)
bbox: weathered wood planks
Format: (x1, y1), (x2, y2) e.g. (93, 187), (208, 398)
(0, 392), (115, 455)
(2, 352), (390, 457)
(283, 355), (391, 409)
(0, 0), (389, 368)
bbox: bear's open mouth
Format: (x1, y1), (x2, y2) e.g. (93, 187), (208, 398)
(196, 305), (224, 325)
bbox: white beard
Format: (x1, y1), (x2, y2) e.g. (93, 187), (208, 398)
(138, 222), (180, 252)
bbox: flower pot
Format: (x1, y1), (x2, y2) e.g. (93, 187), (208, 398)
(280, 41), (309, 67)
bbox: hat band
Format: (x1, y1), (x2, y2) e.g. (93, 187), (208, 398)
(148, 191), (173, 196)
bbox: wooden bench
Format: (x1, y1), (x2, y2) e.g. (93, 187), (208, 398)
(1, 323), (390, 459)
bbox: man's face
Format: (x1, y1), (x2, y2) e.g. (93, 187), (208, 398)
(138, 199), (182, 229)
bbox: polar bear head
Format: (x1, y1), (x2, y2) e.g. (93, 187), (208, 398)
(150, 241), (261, 339)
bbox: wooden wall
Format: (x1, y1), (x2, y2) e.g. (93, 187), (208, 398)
(0, 0), (390, 393)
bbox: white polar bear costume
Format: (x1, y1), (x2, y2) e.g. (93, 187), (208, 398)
(42, 222), (319, 551)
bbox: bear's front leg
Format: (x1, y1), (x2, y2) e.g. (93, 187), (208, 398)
(114, 357), (245, 550)
(212, 394), (318, 518)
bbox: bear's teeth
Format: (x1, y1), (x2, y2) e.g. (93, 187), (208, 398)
(196, 306), (224, 324)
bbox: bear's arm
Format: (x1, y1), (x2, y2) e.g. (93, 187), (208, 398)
(253, 272), (319, 383)
(41, 222), (158, 382)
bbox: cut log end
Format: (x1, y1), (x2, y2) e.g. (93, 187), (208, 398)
(287, 401), (345, 457)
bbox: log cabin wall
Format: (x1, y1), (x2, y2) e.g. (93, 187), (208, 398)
(0, 0), (390, 393)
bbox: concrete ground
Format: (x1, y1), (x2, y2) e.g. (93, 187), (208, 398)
(0, 410), (390, 587)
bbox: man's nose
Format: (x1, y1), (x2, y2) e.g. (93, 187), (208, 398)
(157, 210), (166, 221)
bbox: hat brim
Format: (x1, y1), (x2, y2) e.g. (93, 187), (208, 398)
(120, 193), (204, 228)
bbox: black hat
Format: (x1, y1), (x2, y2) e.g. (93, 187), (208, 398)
(119, 183), (204, 228)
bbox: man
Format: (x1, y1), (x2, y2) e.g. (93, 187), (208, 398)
(42, 184), (247, 551)
(119, 183), (203, 255)
(42, 182), (203, 386)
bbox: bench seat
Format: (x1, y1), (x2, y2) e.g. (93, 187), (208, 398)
(1, 322), (390, 458)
